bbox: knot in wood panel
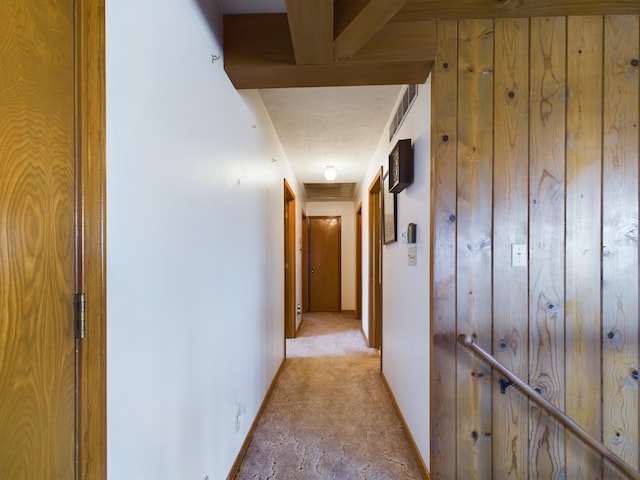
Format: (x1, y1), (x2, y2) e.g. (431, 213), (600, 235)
(610, 430), (624, 446)
(466, 237), (492, 252)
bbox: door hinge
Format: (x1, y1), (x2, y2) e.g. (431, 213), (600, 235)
(74, 293), (86, 339)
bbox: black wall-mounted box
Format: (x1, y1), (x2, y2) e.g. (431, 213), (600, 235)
(388, 138), (413, 194)
(407, 223), (416, 244)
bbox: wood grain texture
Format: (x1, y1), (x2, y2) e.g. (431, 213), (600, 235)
(367, 171), (382, 349)
(397, 0), (640, 21)
(333, 0), (407, 60)
(223, 14), (434, 88)
(286, 0), (333, 64)
(528, 16), (567, 480)
(0, 1), (76, 477)
(455, 18), (494, 480)
(492, 17), (530, 480)
(602, 15), (640, 478)
(431, 14), (640, 480)
(75, 0), (107, 478)
(565, 15), (604, 480)
(284, 182), (297, 337)
(430, 19), (458, 480)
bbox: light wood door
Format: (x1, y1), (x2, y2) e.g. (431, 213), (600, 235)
(0, 1), (77, 477)
(368, 170), (382, 349)
(301, 210), (308, 313)
(308, 216), (341, 312)
(284, 181), (296, 338)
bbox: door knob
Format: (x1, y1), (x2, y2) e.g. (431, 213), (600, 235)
(311, 268), (315, 273)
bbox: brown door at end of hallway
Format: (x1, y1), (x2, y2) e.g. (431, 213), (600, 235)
(308, 216), (341, 312)
(0, 0), (77, 477)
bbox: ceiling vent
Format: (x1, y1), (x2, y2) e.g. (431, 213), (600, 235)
(304, 182), (357, 201)
(389, 84), (418, 142)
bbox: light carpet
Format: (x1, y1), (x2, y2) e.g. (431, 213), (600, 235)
(234, 312), (424, 480)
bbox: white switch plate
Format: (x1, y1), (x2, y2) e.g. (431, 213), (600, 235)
(512, 244), (527, 267)
(408, 246), (417, 266)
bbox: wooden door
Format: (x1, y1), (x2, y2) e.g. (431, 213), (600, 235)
(308, 216), (341, 312)
(301, 210), (308, 313)
(368, 170), (383, 349)
(284, 181), (296, 338)
(0, 1), (78, 477)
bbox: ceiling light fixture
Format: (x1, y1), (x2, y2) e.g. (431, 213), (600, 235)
(324, 165), (336, 181)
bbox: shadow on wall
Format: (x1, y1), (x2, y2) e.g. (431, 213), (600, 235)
(194, 0), (223, 47)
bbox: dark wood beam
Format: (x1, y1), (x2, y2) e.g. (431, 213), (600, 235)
(285, 0), (333, 64)
(333, 0), (408, 60)
(224, 14), (435, 89)
(222, 1), (639, 90)
(334, 0), (369, 38)
(396, 0), (640, 20)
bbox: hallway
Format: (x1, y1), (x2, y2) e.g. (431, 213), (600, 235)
(234, 312), (424, 479)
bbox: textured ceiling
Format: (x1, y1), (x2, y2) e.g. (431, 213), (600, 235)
(259, 85), (403, 187)
(219, 0), (403, 195)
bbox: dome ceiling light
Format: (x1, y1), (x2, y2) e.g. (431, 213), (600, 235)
(324, 165), (337, 181)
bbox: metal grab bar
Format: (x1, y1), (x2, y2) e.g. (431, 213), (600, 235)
(457, 334), (640, 480)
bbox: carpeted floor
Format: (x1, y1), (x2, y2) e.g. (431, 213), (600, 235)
(234, 312), (424, 480)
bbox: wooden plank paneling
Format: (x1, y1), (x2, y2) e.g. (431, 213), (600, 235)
(455, 18), (494, 480)
(492, 17), (530, 480)
(528, 16), (567, 480)
(602, 15), (640, 479)
(430, 19), (458, 480)
(397, 0), (640, 22)
(431, 14), (640, 480)
(565, 15), (604, 480)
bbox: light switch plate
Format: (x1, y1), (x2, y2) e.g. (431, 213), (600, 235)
(512, 244), (527, 267)
(408, 246), (417, 266)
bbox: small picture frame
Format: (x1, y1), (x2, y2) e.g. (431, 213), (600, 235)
(383, 169), (397, 244)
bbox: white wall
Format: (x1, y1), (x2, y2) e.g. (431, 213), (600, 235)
(106, 1), (301, 478)
(357, 78), (432, 466)
(305, 201), (356, 312)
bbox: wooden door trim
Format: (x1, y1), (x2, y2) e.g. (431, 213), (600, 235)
(301, 210), (308, 314)
(284, 180), (297, 338)
(367, 168), (383, 350)
(356, 203), (363, 320)
(75, 0), (106, 478)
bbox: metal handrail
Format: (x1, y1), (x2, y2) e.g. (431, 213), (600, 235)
(457, 333), (640, 480)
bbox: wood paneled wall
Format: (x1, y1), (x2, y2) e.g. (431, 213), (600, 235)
(431, 16), (640, 479)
